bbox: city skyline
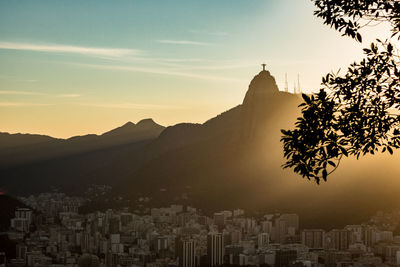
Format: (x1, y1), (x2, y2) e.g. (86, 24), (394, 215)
(4, 190), (400, 266)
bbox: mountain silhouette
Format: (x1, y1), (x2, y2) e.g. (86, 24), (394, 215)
(0, 132), (57, 150)
(2, 68), (400, 229)
(103, 119), (162, 137)
(0, 118), (164, 168)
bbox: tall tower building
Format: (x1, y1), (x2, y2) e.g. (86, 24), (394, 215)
(178, 239), (196, 267)
(280, 214), (299, 231)
(207, 233), (224, 267)
(257, 233), (270, 247)
(213, 212), (225, 231)
(11, 208), (32, 233)
(301, 229), (325, 249)
(16, 243), (27, 261)
(327, 229), (351, 251)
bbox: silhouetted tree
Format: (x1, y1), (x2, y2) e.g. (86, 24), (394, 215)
(313, 0), (400, 41)
(281, 0), (400, 184)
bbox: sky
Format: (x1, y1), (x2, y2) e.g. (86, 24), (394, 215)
(0, 0), (392, 138)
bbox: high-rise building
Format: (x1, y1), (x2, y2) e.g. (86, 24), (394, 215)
(120, 213), (133, 227)
(233, 209), (244, 217)
(344, 225), (363, 244)
(327, 229), (351, 251)
(362, 225), (378, 247)
(108, 217), (120, 234)
(106, 251), (119, 267)
(11, 208), (33, 233)
(16, 244), (27, 261)
(81, 232), (91, 253)
(280, 214), (299, 231)
(207, 233), (224, 267)
(15, 208), (32, 224)
(213, 213), (225, 230)
(301, 229), (325, 249)
(257, 233), (270, 248)
(275, 250), (297, 267)
(178, 239), (196, 267)
(156, 236), (168, 251)
(273, 214), (299, 243)
(261, 220), (273, 233)
(11, 217), (30, 233)
(273, 218), (286, 243)
(230, 230), (242, 245)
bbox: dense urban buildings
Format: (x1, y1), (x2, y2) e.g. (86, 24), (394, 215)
(2, 191), (400, 266)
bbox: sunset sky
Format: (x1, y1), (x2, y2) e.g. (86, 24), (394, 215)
(0, 0), (391, 138)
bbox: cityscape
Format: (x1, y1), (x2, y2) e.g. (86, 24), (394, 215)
(2, 1), (400, 267)
(2, 188), (400, 267)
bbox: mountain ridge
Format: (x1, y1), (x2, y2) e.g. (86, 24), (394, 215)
(0, 119), (165, 168)
(2, 69), (400, 229)
(1, 118), (164, 141)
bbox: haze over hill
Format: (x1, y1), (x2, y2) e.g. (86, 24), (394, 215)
(0, 118), (164, 168)
(2, 68), (400, 229)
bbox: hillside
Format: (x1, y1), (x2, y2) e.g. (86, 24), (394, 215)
(2, 69), (400, 229)
(0, 118), (165, 168)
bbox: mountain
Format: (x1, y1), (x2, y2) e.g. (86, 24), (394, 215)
(0, 118), (164, 168)
(103, 119), (163, 139)
(2, 68), (400, 229)
(115, 70), (304, 213)
(0, 132), (56, 150)
(114, 69), (400, 229)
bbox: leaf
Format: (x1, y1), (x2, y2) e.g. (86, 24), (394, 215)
(340, 147), (349, 157)
(322, 170), (327, 181)
(302, 94), (311, 104)
(388, 43), (393, 53)
(356, 32), (362, 42)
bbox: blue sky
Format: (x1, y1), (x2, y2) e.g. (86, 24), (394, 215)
(0, 0), (390, 137)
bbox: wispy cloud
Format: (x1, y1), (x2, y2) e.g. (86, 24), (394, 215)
(182, 63), (256, 71)
(77, 102), (180, 110)
(189, 29), (228, 36)
(157, 58), (208, 63)
(157, 40), (213, 46)
(0, 90), (82, 98)
(0, 102), (53, 107)
(56, 94), (81, 98)
(0, 42), (141, 58)
(72, 63), (246, 83)
(0, 90), (46, 96)
(0, 75), (39, 82)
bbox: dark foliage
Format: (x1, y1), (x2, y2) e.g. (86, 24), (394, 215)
(281, 0), (400, 183)
(313, 0), (400, 41)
